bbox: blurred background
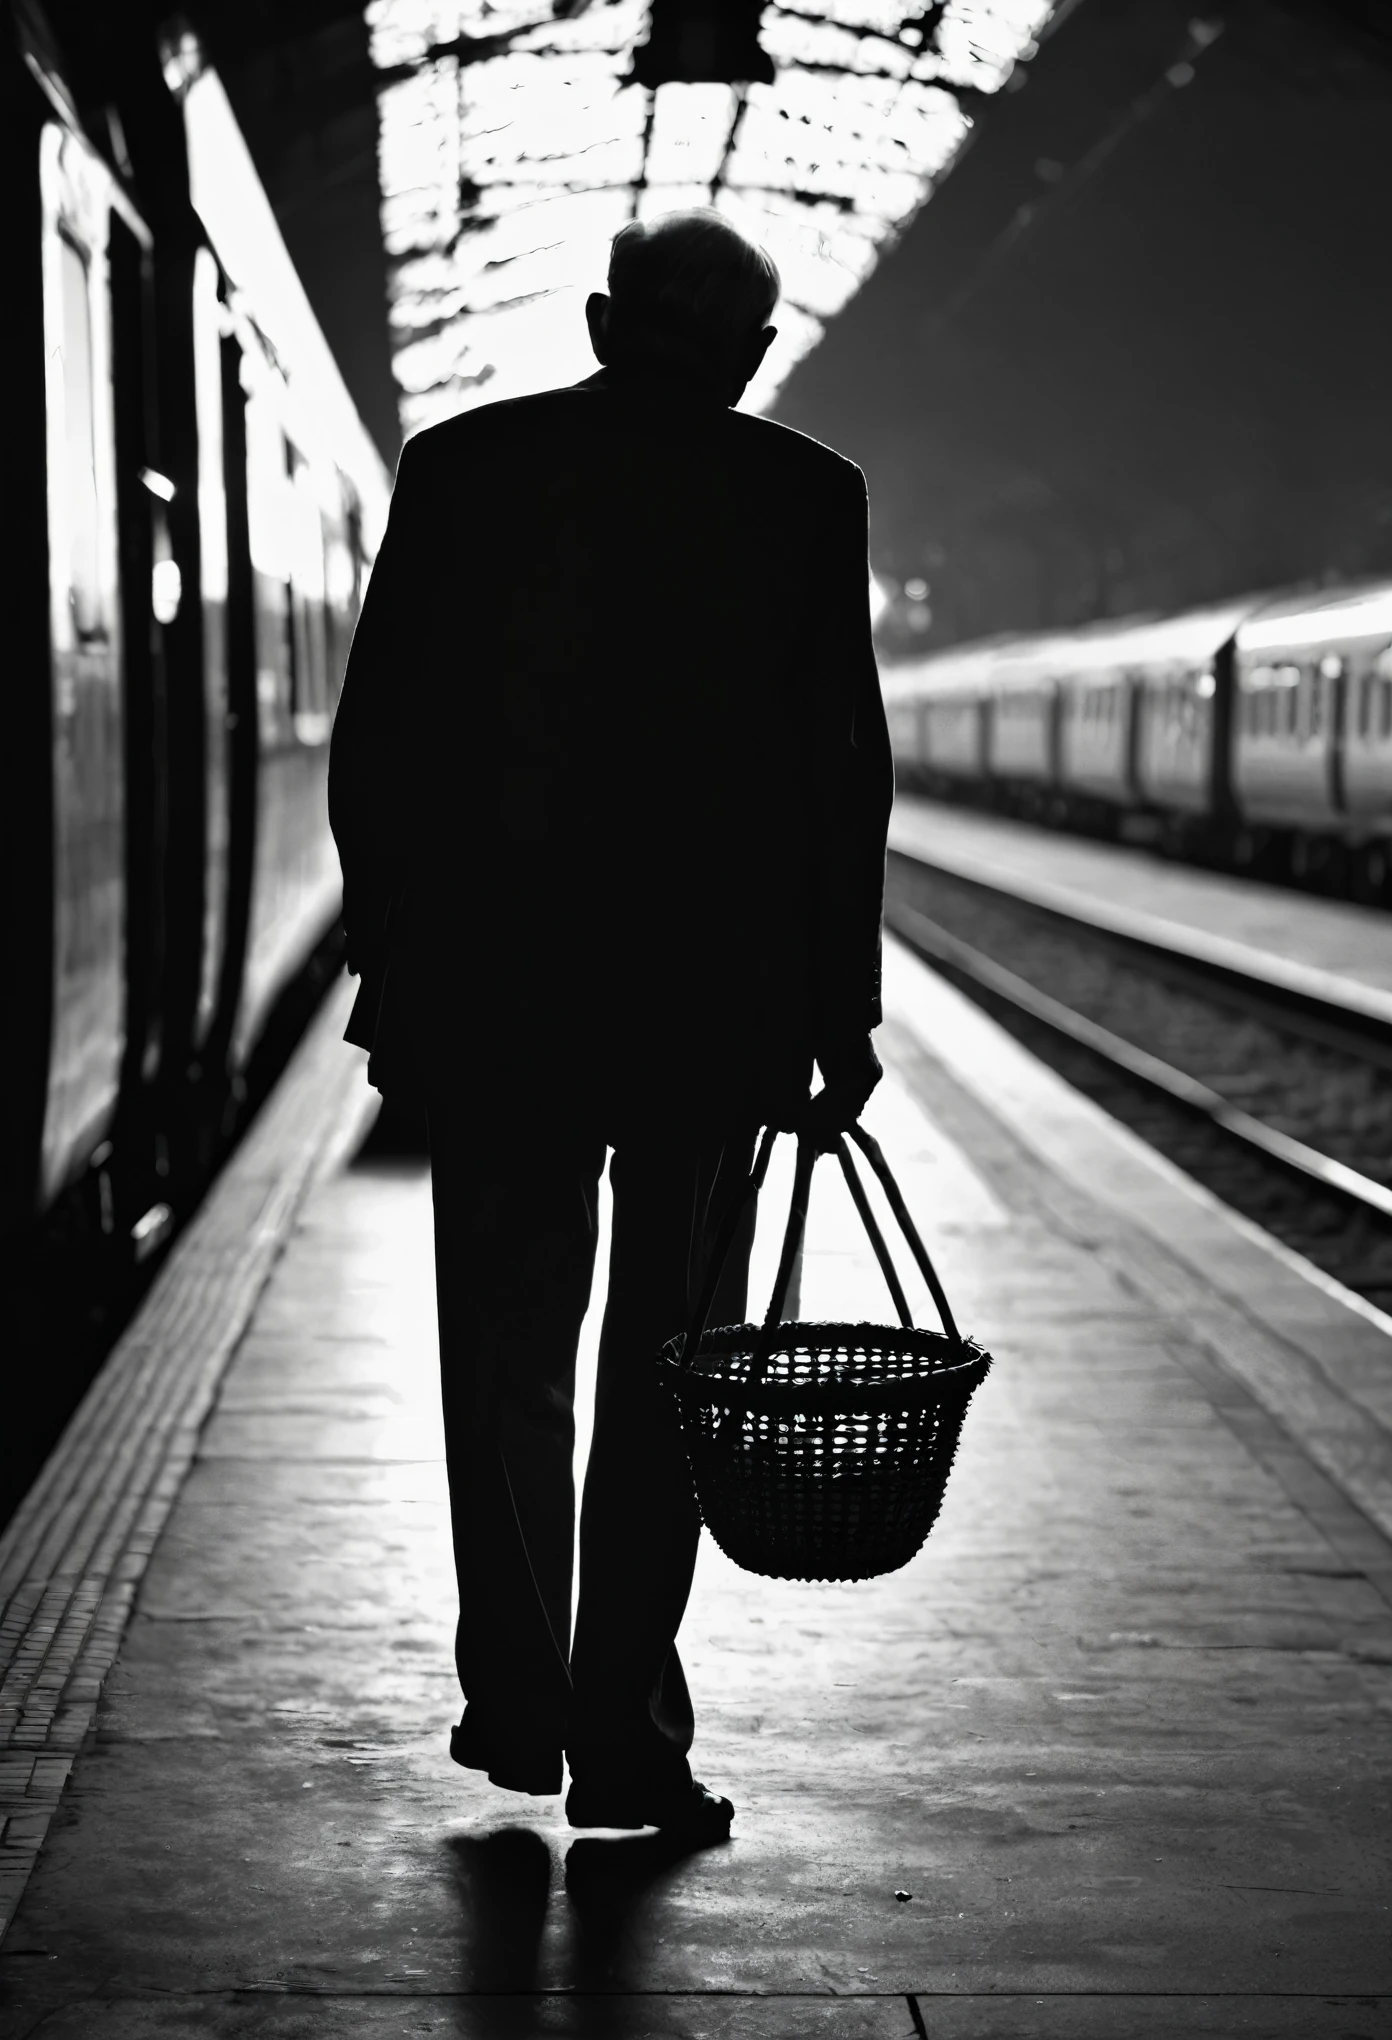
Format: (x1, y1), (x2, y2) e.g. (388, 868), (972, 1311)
(8, 0), (1392, 1516)
(36, 0), (1392, 642)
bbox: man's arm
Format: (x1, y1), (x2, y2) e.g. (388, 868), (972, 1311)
(328, 434), (433, 978)
(800, 463), (895, 1142)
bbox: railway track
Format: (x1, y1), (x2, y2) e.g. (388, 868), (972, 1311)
(884, 845), (1392, 1312)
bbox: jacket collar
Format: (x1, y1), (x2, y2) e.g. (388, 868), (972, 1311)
(577, 362), (730, 410)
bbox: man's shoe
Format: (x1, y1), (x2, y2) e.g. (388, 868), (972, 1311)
(565, 1777), (734, 1839)
(449, 1719), (562, 1796)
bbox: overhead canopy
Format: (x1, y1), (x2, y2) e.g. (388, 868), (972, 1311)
(368, 0), (1056, 433)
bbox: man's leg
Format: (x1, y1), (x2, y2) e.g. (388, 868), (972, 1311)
(567, 1129), (757, 1810)
(427, 1085), (606, 1793)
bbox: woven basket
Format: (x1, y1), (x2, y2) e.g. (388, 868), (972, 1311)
(658, 1125), (991, 1583)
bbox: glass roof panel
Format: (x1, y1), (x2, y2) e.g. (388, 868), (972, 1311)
(368, 0), (1056, 434)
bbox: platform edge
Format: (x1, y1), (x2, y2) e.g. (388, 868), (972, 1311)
(0, 973), (377, 1942)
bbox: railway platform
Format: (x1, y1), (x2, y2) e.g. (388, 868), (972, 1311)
(2, 931), (1391, 2037)
(889, 796), (1392, 1021)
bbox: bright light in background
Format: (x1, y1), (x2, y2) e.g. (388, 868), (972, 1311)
(868, 570), (890, 628)
(367, 1), (1057, 435)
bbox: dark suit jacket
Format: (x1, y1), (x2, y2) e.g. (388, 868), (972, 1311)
(328, 363), (892, 1130)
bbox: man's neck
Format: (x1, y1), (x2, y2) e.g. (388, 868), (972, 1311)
(598, 351), (733, 407)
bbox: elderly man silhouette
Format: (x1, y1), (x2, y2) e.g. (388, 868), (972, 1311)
(329, 209), (892, 1839)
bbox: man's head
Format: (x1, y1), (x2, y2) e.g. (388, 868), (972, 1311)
(586, 210), (779, 405)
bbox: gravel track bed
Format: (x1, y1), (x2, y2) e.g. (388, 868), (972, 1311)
(885, 851), (1392, 1312)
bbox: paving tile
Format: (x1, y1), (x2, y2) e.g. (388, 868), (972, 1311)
(5, 1991), (1391, 2038)
(3, 991), (1392, 2036)
(0, 1992), (916, 2038)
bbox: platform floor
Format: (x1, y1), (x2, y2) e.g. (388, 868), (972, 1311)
(2, 940), (1391, 2037)
(889, 795), (1392, 1018)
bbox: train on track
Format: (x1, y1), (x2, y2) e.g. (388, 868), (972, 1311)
(884, 579), (1392, 904)
(2, 6), (391, 1255)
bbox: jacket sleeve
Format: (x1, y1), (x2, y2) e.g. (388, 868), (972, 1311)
(328, 434), (433, 982)
(811, 463), (894, 1080)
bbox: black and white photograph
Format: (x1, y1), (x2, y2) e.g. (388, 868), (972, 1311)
(2, 1), (1391, 2034)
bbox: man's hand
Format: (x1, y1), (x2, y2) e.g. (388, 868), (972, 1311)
(342, 880), (396, 983)
(787, 1038), (882, 1153)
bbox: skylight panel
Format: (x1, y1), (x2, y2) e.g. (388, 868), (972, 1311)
(368, 0), (1056, 435)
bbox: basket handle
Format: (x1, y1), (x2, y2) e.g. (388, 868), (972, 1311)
(677, 1125), (778, 1371)
(677, 1123), (966, 1374)
(760, 1136), (817, 1336)
(750, 1133), (962, 1376)
(843, 1126), (964, 1350)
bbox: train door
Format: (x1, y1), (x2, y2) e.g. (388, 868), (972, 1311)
(36, 122), (150, 1206)
(108, 201), (172, 1215)
(1208, 636), (1237, 822)
(1321, 652), (1347, 818)
(201, 296), (259, 1099)
(1044, 678), (1064, 789)
(1121, 671), (1142, 802)
(190, 246), (232, 1056)
(225, 329), (342, 1064)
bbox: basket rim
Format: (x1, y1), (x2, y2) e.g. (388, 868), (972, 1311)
(658, 1320), (991, 1416)
(674, 1314), (982, 1342)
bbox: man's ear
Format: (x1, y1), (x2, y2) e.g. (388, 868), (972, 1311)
(736, 324), (776, 387)
(728, 324), (776, 402)
(586, 292), (612, 364)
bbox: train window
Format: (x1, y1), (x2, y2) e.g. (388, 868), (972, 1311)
(192, 250), (228, 623)
(1307, 668), (1322, 740)
(1244, 669), (1270, 737)
(1375, 648), (1392, 744)
(244, 376), (295, 744)
(56, 234), (105, 643)
(322, 487), (358, 704)
(1281, 670), (1299, 738)
(1358, 672), (1374, 742)
(287, 447), (330, 743)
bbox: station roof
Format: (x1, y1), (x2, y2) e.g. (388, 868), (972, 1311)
(366, 2), (1057, 433)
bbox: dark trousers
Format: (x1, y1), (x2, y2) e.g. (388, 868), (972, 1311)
(425, 1081), (756, 1791)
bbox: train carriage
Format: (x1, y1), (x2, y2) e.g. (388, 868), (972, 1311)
(174, 49), (389, 1069)
(1052, 619), (1164, 809)
(881, 639), (1007, 789)
(881, 578), (1392, 901)
(881, 668), (928, 785)
(1129, 598), (1257, 818)
(4, 35), (166, 1233)
(2, 9), (389, 1250)
(1337, 587), (1392, 838)
(1232, 581), (1392, 888)
(985, 645), (1059, 790)
(1233, 600), (1345, 834)
(1057, 654), (1134, 803)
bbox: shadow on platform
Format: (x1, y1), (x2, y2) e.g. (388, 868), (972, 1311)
(443, 1823), (734, 2031)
